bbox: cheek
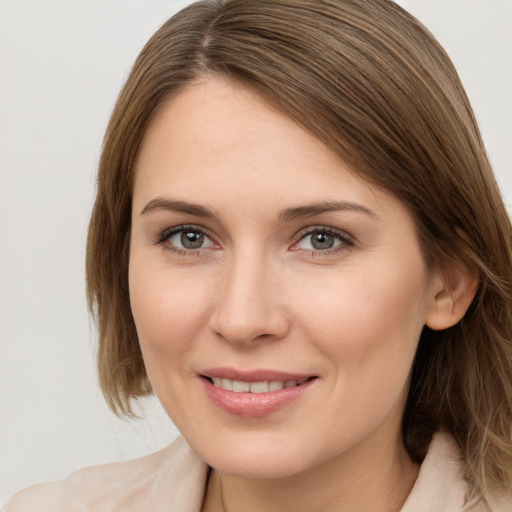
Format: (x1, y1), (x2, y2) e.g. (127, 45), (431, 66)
(295, 258), (428, 381)
(128, 260), (214, 360)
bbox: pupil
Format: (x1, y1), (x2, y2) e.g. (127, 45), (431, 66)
(181, 231), (204, 249)
(312, 231), (334, 250)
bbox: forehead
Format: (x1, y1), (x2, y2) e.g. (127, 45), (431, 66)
(132, 77), (406, 226)
(135, 78), (336, 180)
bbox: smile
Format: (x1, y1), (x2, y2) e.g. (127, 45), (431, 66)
(200, 370), (317, 418)
(209, 377), (310, 393)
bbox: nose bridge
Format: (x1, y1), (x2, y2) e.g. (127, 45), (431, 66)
(211, 245), (288, 345)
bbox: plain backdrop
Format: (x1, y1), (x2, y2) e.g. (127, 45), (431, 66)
(1, 0), (511, 504)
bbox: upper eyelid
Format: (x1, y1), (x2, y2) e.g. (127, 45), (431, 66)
(159, 224), (216, 242)
(156, 225), (218, 256)
(294, 225), (354, 242)
(287, 226), (355, 256)
(155, 224), (354, 249)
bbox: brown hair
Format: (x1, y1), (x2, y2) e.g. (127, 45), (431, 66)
(86, 0), (512, 506)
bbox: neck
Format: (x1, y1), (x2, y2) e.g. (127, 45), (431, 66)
(203, 429), (419, 512)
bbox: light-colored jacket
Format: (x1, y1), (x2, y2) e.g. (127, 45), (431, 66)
(1, 433), (506, 511)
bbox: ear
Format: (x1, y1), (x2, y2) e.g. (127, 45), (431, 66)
(425, 261), (479, 331)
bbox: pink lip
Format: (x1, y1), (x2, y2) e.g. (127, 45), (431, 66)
(199, 368), (317, 418)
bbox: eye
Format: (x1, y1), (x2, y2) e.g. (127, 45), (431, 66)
(293, 228), (353, 252)
(160, 226), (215, 251)
(300, 230), (340, 250)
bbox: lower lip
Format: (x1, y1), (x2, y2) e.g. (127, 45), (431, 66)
(201, 377), (315, 418)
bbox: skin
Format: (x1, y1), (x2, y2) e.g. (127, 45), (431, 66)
(129, 77), (471, 512)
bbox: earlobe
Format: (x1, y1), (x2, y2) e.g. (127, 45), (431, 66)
(425, 264), (479, 331)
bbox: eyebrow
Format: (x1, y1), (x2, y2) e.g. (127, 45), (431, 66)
(279, 201), (377, 221)
(140, 197), (377, 221)
(140, 198), (215, 218)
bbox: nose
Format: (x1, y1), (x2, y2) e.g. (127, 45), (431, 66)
(209, 251), (290, 346)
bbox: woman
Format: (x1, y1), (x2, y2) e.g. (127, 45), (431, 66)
(4, 0), (512, 510)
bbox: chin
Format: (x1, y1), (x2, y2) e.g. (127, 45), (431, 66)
(206, 449), (307, 480)
(184, 426), (327, 479)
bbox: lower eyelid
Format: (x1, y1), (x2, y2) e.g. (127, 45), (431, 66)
(154, 225), (353, 256)
(155, 225), (221, 257)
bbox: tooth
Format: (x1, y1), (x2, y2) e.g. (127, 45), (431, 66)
(232, 380), (250, 392)
(250, 381), (270, 393)
(269, 381), (284, 391)
(213, 378), (306, 392)
(221, 378), (233, 391)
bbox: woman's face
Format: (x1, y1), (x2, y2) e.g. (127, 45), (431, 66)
(129, 77), (438, 478)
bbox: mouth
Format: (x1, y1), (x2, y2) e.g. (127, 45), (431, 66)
(199, 370), (318, 418)
(204, 376), (314, 393)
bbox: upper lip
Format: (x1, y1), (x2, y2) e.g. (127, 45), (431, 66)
(200, 367), (317, 382)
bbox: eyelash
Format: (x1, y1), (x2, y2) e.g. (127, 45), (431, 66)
(156, 225), (355, 257)
(292, 227), (355, 257)
(156, 225), (217, 257)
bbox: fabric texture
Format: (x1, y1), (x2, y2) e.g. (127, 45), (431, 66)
(1, 432), (505, 511)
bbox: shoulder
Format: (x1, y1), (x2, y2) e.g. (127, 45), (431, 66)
(401, 432), (512, 512)
(2, 436), (208, 512)
(400, 431), (467, 512)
